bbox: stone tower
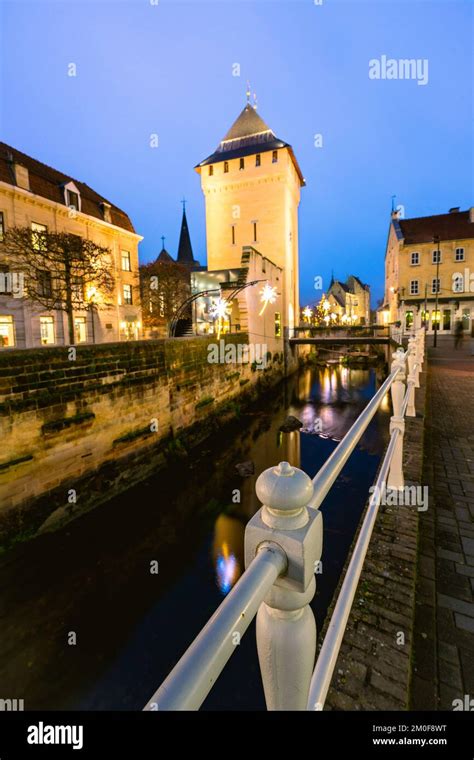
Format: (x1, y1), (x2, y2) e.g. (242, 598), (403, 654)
(195, 103), (305, 329)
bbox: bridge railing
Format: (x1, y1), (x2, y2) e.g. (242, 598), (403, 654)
(144, 328), (425, 712)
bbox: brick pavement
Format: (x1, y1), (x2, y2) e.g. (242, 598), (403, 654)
(411, 334), (474, 709)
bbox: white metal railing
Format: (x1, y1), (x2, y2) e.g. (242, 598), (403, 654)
(143, 328), (425, 712)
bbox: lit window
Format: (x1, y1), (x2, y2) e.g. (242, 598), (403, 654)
(432, 249), (441, 264)
(74, 316), (87, 343)
(274, 312), (282, 337)
(67, 190), (79, 210)
(209, 165), (214, 176)
(31, 222), (47, 251)
(40, 316), (55, 345)
(253, 222), (257, 243)
(455, 247), (465, 261)
(0, 315), (14, 347)
(239, 158), (245, 171)
(231, 225), (235, 245)
(405, 311), (414, 329)
(256, 154), (261, 167)
(432, 310), (441, 328)
(224, 161), (229, 173)
(0, 211), (4, 241)
(272, 150), (278, 163)
(121, 251), (131, 271)
(410, 280), (419, 295)
(432, 278), (440, 294)
(123, 283), (133, 304)
(410, 252), (419, 266)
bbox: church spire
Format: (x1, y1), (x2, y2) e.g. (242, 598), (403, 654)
(177, 203), (195, 266)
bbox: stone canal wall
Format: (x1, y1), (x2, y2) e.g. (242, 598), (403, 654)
(0, 335), (287, 547)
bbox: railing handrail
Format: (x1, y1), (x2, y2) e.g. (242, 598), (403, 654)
(306, 427), (400, 709)
(307, 356), (405, 510)
(143, 543), (287, 711)
(144, 328), (424, 712)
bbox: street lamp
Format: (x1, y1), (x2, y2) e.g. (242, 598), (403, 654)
(433, 235), (440, 348)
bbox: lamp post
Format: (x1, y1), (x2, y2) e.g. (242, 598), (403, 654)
(433, 236), (440, 348)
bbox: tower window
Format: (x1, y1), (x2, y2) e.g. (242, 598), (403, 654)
(239, 158), (245, 171)
(272, 150), (278, 163)
(256, 154), (261, 167)
(224, 161), (229, 173)
(209, 165), (214, 176)
(253, 222), (257, 243)
(231, 225), (235, 245)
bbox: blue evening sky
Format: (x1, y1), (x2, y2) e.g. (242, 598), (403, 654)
(0, 0), (472, 306)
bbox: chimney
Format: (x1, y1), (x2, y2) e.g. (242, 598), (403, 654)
(449, 207), (460, 213)
(13, 163), (30, 191)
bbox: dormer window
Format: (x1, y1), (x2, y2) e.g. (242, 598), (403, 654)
(100, 202), (112, 223)
(67, 190), (79, 210)
(62, 181), (81, 214)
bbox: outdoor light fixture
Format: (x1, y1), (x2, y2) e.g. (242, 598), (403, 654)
(258, 283), (277, 316)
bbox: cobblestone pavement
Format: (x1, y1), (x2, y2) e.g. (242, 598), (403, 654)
(412, 334), (474, 709)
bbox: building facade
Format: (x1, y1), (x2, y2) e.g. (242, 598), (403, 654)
(381, 207), (474, 335)
(325, 275), (371, 325)
(0, 143), (142, 348)
(195, 102), (305, 335)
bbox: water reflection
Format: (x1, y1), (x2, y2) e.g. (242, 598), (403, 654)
(213, 515), (244, 593)
(211, 364), (391, 595)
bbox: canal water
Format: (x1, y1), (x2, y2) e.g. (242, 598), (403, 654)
(0, 364), (391, 711)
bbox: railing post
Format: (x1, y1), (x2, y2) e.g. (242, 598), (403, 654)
(406, 340), (416, 417)
(244, 461), (323, 710)
(388, 348), (406, 489)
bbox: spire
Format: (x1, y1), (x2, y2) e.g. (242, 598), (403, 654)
(177, 205), (195, 265)
(329, 270), (335, 288)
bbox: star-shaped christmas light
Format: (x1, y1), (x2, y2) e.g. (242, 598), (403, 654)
(259, 283), (277, 316)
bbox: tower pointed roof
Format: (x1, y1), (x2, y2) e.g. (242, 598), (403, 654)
(177, 206), (195, 265)
(221, 104), (274, 142)
(196, 102), (305, 185)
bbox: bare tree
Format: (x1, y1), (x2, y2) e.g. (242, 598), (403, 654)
(2, 227), (115, 344)
(140, 259), (190, 335)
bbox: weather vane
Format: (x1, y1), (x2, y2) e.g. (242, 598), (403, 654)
(161, 235), (166, 249)
(246, 81), (251, 105)
(253, 92), (258, 110)
(181, 197), (186, 212)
